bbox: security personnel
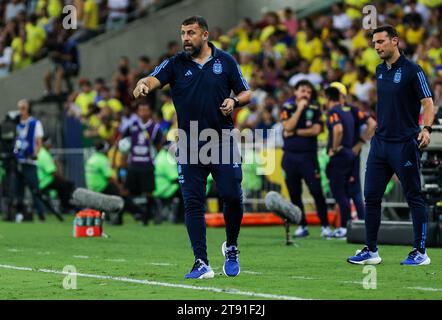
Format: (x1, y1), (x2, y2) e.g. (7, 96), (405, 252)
(348, 26), (435, 266)
(133, 16), (251, 278)
(330, 82), (377, 220)
(324, 87), (355, 238)
(280, 80), (332, 238)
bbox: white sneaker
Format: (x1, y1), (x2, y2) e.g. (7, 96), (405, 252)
(320, 226), (333, 238)
(331, 227), (347, 239)
(293, 226), (309, 237)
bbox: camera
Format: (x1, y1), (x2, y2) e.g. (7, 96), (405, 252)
(0, 111), (20, 159)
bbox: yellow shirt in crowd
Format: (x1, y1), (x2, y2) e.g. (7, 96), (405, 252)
(406, 27), (425, 46)
(11, 37), (31, 70)
(25, 23), (46, 57)
(75, 91), (97, 115)
(98, 98), (123, 114)
(161, 101), (175, 122)
(37, 0), (62, 18)
(83, 0), (99, 30)
(236, 29), (262, 55)
(297, 37), (322, 62)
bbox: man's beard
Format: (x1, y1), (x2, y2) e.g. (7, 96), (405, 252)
(183, 42), (202, 58)
(381, 50), (392, 61)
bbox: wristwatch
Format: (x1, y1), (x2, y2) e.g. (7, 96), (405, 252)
(423, 126), (432, 134)
(230, 97), (240, 108)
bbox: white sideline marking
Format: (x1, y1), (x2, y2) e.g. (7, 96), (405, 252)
(290, 276), (316, 280)
(105, 259), (127, 263)
(148, 262), (174, 266)
(0, 264), (308, 300)
(242, 271), (262, 275)
(0, 265), (33, 271)
(73, 255), (90, 259)
(407, 287), (442, 292)
(339, 281), (363, 285)
(7, 248), (21, 252)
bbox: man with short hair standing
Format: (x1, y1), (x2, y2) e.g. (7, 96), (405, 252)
(14, 99), (45, 222)
(348, 25), (435, 266)
(134, 16), (251, 279)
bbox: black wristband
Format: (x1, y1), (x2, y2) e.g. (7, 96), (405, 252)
(229, 97), (240, 108)
(423, 126), (432, 134)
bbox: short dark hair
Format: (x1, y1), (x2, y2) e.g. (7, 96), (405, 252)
(137, 100), (152, 110)
(294, 79), (314, 91)
(324, 87), (341, 102)
(139, 55), (150, 64)
(372, 25), (398, 39)
(182, 16), (208, 31)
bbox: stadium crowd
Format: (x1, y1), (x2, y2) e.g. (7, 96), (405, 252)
(7, 0), (442, 225)
(0, 0), (182, 79)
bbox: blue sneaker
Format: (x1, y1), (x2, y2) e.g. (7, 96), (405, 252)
(347, 246), (382, 265)
(400, 249), (431, 266)
(222, 241), (240, 277)
(184, 259), (215, 279)
(293, 226), (309, 238)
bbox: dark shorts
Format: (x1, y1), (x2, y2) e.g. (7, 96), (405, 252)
(125, 165), (155, 195)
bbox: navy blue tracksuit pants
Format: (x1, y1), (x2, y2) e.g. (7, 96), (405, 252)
(282, 152), (328, 227)
(364, 135), (428, 252)
(326, 148), (355, 229)
(348, 154), (365, 220)
(178, 155), (243, 265)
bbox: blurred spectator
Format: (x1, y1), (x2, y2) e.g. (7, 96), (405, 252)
(96, 106), (119, 142)
(132, 55), (156, 109)
(331, 3), (351, 31)
(288, 59), (323, 87)
(210, 26), (223, 48)
(106, 0), (129, 31)
(86, 140), (146, 225)
(5, 0), (26, 23)
(44, 22), (79, 95)
(0, 40), (12, 78)
(121, 101), (162, 225)
(25, 13), (46, 61)
(75, 78), (97, 116)
(112, 56), (132, 108)
(73, 0), (100, 43)
(37, 136), (75, 213)
(94, 77), (107, 103)
(11, 22), (31, 71)
(36, 0), (62, 20)
(97, 86), (124, 115)
(256, 105), (275, 140)
(296, 22), (322, 62)
(350, 66), (374, 104)
(159, 40), (180, 61)
(160, 89), (174, 124)
(281, 7), (298, 38)
(152, 143), (184, 223)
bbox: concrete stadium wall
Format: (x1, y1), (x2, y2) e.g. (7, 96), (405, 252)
(0, 0), (331, 117)
(235, 0), (322, 20)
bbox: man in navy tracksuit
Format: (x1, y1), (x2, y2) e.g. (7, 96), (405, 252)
(330, 82), (377, 220)
(348, 25), (435, 266)
(133, 16), (251, 278)
(324, 87), (355, 238)
(280, 80), (332, 238)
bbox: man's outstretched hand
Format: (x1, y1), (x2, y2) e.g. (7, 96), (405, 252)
(133, 81), (149, 98)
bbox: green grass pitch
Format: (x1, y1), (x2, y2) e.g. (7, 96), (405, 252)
(0, 216), (441, 300)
